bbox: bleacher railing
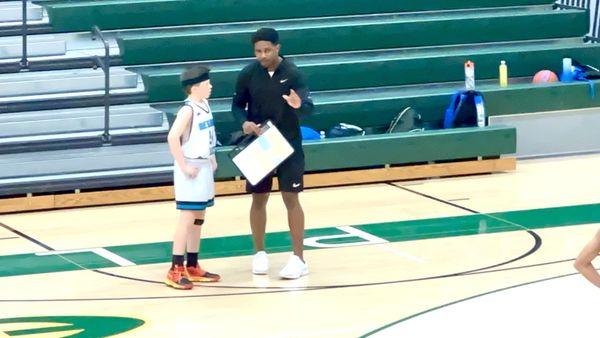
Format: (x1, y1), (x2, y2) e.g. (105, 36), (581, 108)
(555, 0), (600, 41)
(91, 25), (111, 144)
(20, 0), (28, 69)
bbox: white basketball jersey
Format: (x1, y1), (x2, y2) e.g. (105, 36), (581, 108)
(181, 99), (216, 159)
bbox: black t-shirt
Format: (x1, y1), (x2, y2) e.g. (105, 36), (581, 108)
(231, 57), (314, 140)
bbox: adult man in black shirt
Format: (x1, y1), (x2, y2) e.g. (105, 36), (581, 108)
(232, 27), (314, 279)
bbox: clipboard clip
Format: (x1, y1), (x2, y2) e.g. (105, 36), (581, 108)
(228, 120), (273, 160)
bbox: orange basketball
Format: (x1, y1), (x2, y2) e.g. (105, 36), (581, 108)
(532, 70), (559, 84)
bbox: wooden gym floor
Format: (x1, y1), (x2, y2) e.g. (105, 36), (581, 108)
(1, 153), (599, 337)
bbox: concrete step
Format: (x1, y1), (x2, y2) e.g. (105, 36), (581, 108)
(0, 1), (43, 22)
(0, 103), (164, 136)
(0, 67), (139, 98)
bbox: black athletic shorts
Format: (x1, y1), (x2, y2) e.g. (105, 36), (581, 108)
(246, 136), (304, 193)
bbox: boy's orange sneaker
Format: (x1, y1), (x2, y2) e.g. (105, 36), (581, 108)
(165, 265), (193, 290)
(185, 264), (221, 282)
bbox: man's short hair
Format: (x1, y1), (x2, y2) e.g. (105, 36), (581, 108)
(180, 65), (210, 94)
(251, 27), (279, 45)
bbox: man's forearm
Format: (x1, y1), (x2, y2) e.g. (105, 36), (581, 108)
(231, 103), (248, 124)
(295, 87), (314, 117)
(231, 77), (249, 124)
(297, 100), (314, 117)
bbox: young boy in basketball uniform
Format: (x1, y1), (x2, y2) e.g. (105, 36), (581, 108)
(165, 65), (220, 290)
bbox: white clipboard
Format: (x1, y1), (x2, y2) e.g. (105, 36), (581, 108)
(229, 121), (294, 186)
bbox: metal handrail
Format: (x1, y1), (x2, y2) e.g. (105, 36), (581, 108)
(554, 1), (600, 43)
(91, 25), (111, 144)
(20, 0), (28, 69)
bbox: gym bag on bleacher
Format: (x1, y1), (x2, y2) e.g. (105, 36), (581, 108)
(443, 90), (486, 128)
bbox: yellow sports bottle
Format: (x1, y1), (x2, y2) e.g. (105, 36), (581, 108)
(499, 60), (508, 87)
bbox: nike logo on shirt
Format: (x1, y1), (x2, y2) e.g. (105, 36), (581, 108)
(280, 79), (288, 83)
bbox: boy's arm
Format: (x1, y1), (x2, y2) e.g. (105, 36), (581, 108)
(574, 229), (600, 288)
(167, 106), (196, 176)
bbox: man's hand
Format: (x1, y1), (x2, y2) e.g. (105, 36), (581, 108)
(282, 89), (302, 109)
(242, 121), (261, 136)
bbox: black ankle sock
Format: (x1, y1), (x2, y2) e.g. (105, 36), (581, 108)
(186, 252), (198, 267)
(171, 255), (184, 269)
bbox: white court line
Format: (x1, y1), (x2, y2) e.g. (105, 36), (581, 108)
(375, 243), (427, 264)
(36, 248), (135, 267)
(338, 226), (426, 264)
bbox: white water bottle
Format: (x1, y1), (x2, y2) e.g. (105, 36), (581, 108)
(465, 60), (475, 90)
(561, 57), (573, 82)
(475, 95), (486, 127)
(319, 130), (326, 139)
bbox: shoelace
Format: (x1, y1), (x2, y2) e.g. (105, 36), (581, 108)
(172, 266), (186, 281)
(187, 266), (204, 275)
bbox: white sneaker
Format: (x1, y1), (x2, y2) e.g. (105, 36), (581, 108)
(252, 251), (269, 275)
(279, 255), (309, 279)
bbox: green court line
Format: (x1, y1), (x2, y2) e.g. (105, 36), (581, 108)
(0, 316), (144, 337)
(1, 203), (599, 278)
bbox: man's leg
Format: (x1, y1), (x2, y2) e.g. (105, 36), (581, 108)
(276, 137), (308, 279)
(281, 191), (305, 260)
(250, 192), (270, 252)
(247, 176), (273, 275)
(279, 190), (308, 279)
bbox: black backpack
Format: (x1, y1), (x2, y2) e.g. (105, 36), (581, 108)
(572, 59), (600, 80)
(387, 107), (423, 133)
(326, 123), (365, 138)
(572, 59), (600, 99)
